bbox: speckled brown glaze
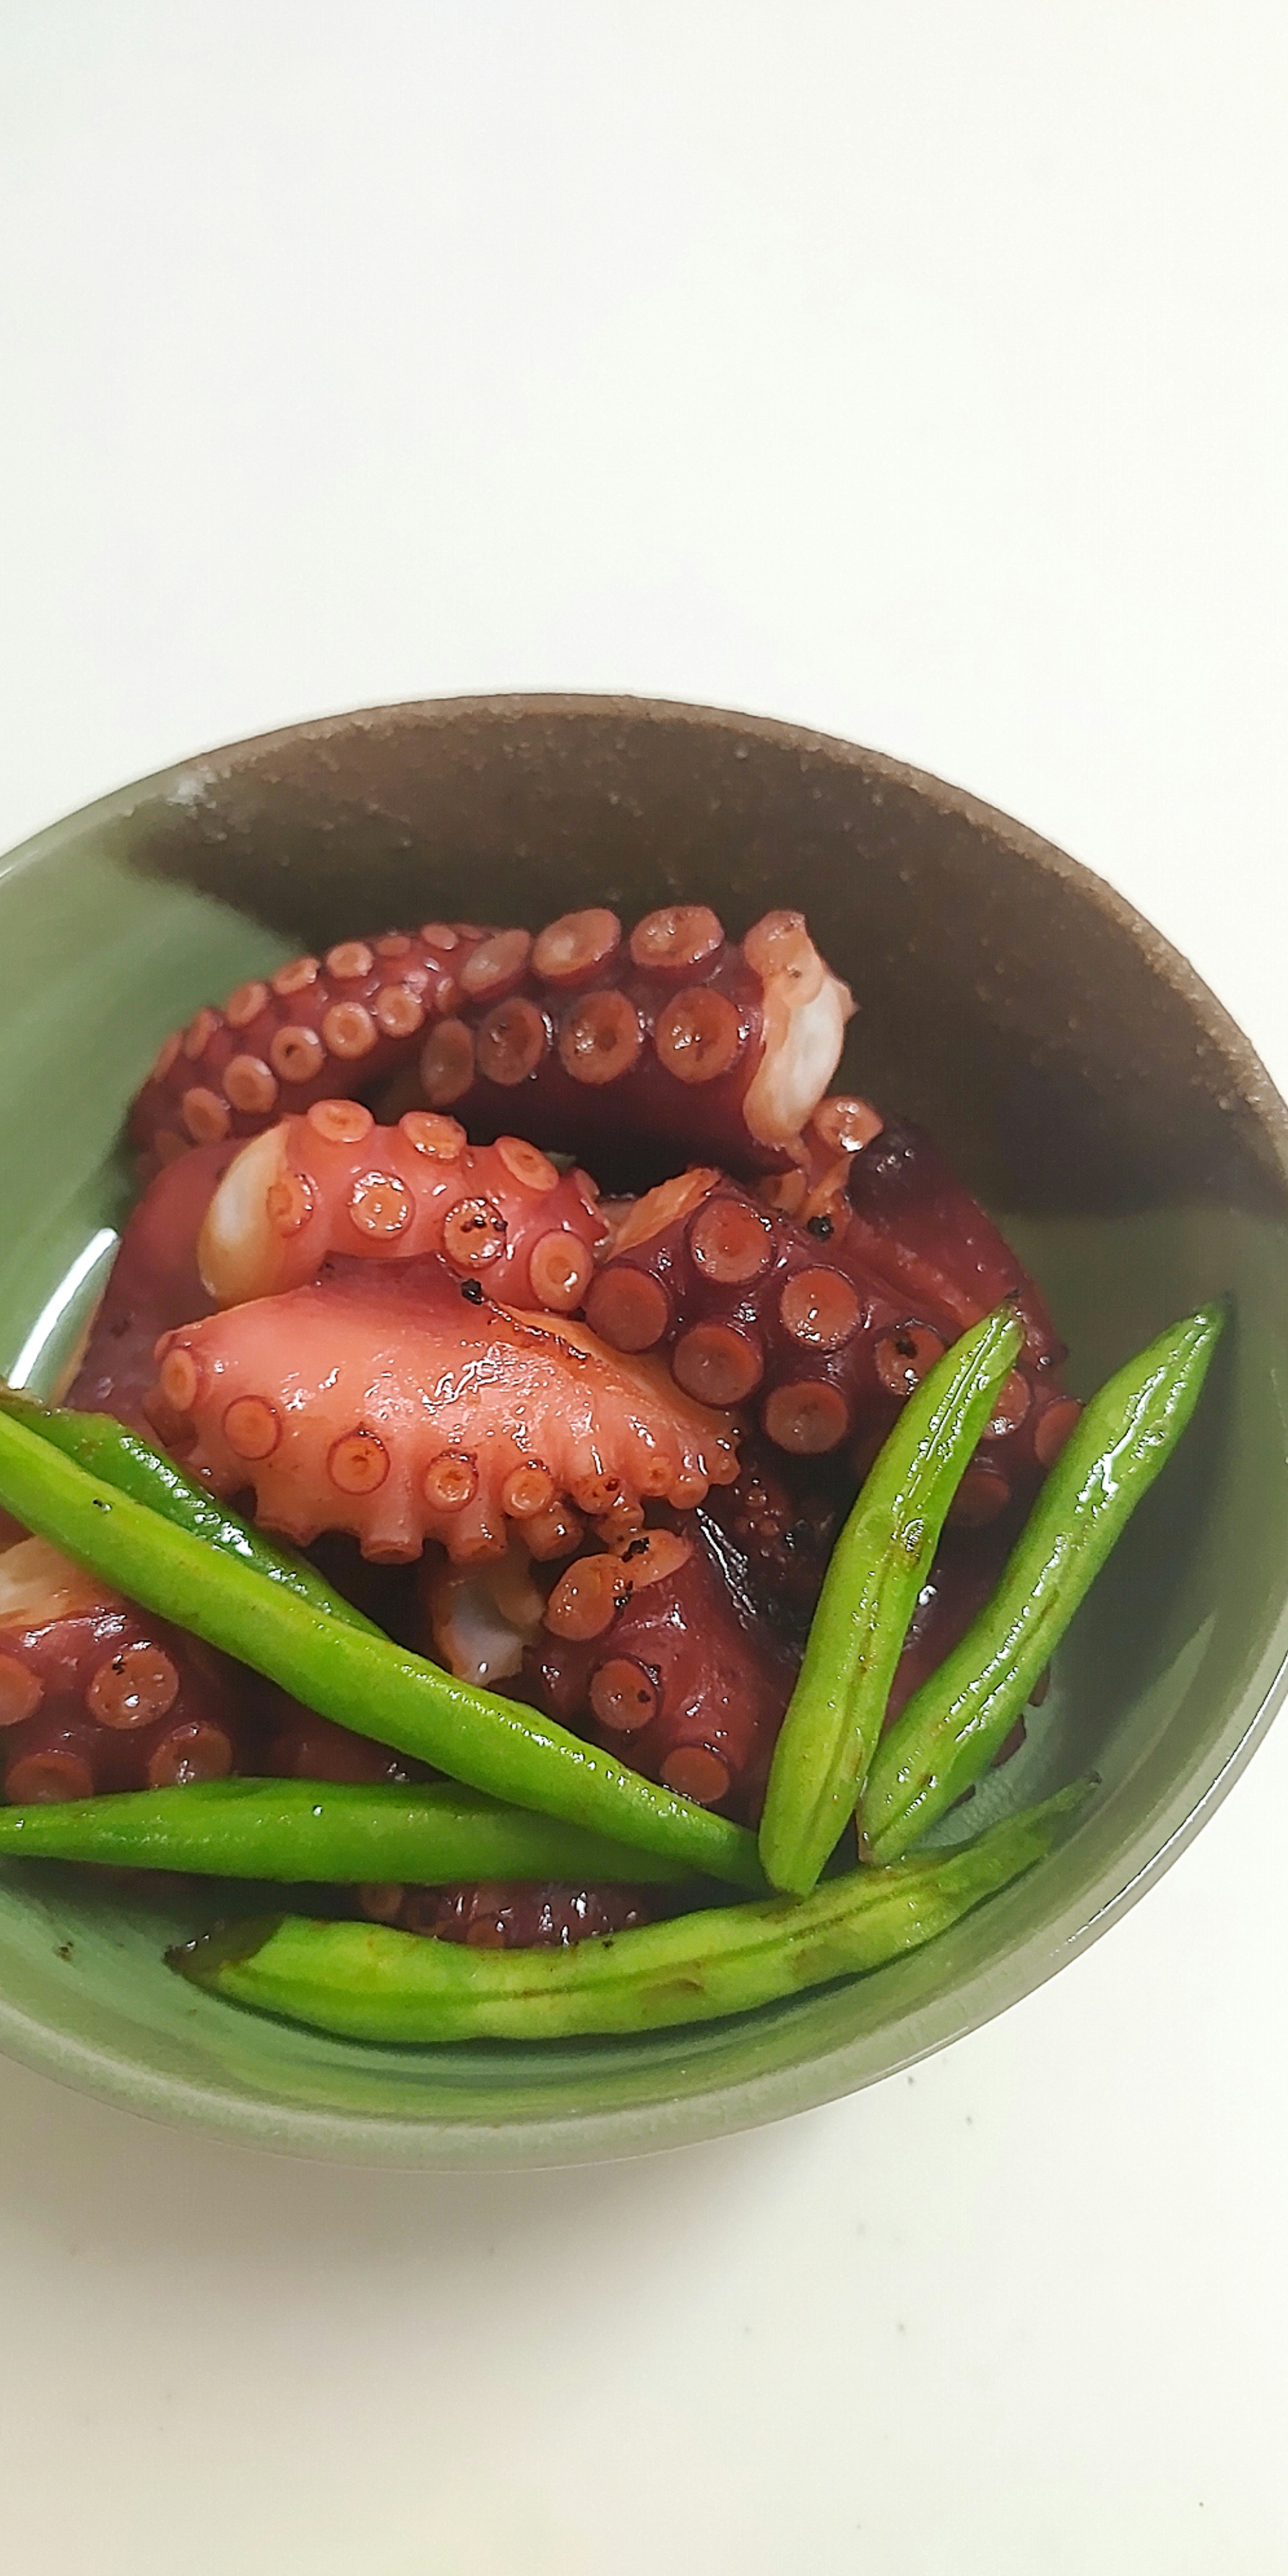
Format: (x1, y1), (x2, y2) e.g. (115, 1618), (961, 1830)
(695, 1438), (846, 1636)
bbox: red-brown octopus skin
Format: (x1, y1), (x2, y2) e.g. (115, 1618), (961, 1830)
(700, 1447), (1038, 1749)
(64, 1141), (236, 1429)
(806, 1109), (1066, 1365)
(587, 1160), (1080, 1527)
(197, 1103), (605, 1313)
(531, 1524), (798, 1824)
(584, 1164), (936, 1466)
(420, 1521), (792, 1820)
(357, 1879), (659, 1946)
(128, 925), (497, 1166)
(130, 907), (854, 1186)
(146, 1261), (741, 1566)
(695, 1437), (846, 1638)
(882, 1523), (1014, 1729)
(0, 1535), (249, 1801)
(816, 1107), (1080, 1497)
(765, 1099), (1081, 1474)
(248, 1686), (434, 1787)
(414, 905), (854, 1185)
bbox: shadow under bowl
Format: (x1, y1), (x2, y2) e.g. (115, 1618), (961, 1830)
(0, 694), (1285, 2166)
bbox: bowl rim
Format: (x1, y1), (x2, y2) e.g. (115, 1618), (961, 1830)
(2, 689), (1286, 2170)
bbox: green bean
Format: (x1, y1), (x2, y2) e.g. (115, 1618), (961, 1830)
(0, 1410), (766, 1892)
(0, 1777), (695, 1886)
(861, 1303), (1224, 1862)
(0, 1386), (381, 1635)
(171, 1780), (1091, 2041)
(759, 1305), (1024, 1897)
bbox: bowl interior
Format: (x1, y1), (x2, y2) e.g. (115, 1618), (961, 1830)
(2, 696), (1286, 2166)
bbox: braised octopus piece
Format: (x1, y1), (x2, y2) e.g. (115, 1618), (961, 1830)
(65, 1140), (237, 1429)
(585, 1164), (941, 1463)
(695, 1436), (846, 1635)
(809, 1105), (1081, 1495)
(198, 1105), (605, 1312)
(147, 1263), (741, 1565)
(248, 1685), (433, 1787)
(357, 1879), (659, 1946)
(129, 925), (496, 1167)
(589, 1158), (1078, 1524)
(811, 1110), (1067, 1366)
(0, 1534), (246, 1801)
(413, 905), (854, 1183)
(532, 1524), (798, 1823)
(757, 1091), (888, 1229)
(130, 908), (854, 1185)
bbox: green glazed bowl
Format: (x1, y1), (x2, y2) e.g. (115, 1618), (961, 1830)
(1, 696), (1285, 2166)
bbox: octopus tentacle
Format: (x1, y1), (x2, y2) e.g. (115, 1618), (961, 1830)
(757, 1092), (887, 1225)
(357, 1879), (659, 1945)
(198, 1107), (605, 1313)
(803, 1107), (1080, 1491)
(532, 1520), (797, 1822)
(590, 1158), (1078, 1517)
(415, 905), (854, 1182)
(147, 1263), (741, 1565)
(0, 1534), (246, 1799)
(586, 1166), (936, 1463)
(129, 925), (495, 1166)
(815, 1111), (1067, 1368)
(130, 909), (853, 1184)
(65, 1140), (238, 1429)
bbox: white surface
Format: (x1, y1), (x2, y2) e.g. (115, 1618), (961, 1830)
(1, 8), (1286, 2569)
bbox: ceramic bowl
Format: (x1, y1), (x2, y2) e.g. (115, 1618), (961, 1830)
(1, 695), (1285, 2167)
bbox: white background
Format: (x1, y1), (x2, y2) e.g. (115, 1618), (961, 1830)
(2, 8), (1286, 2570)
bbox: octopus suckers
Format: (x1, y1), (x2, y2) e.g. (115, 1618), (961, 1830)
(87, 1644), (180, 1729)
(328, 1430), (390, 1495)
(557, 992), (643, 1087)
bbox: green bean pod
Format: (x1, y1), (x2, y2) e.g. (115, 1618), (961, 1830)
(861, 1303), (1224, 1862)
(0, 1410), (766, 1892)
(0, 1777), (696, 1886)
(759, 1304), (1024, 1897)
(172, 1781), (1091, 2041)
(0, 1387), (381, 1635)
